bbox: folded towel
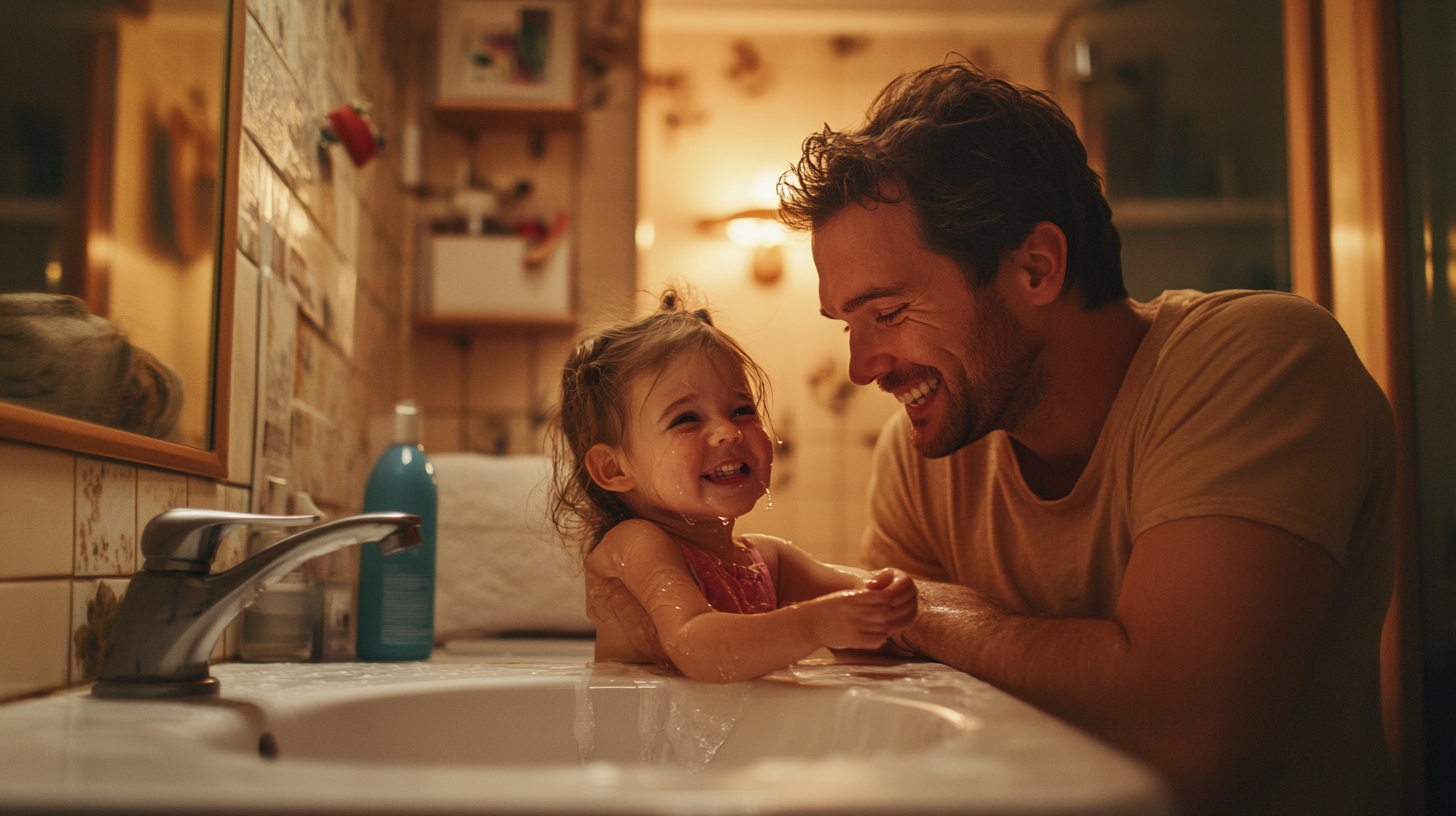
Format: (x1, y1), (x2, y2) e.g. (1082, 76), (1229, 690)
(432, 453), (593, 640)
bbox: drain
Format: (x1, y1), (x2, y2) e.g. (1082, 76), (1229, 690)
(258, 732), (279, 760)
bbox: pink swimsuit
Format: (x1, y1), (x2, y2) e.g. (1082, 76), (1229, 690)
(676, 539), (777, 614)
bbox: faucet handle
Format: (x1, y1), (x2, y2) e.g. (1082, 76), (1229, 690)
(141, 508), (320, 573)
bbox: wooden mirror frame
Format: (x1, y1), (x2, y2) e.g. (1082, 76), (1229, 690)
(0, 0), (244, 479)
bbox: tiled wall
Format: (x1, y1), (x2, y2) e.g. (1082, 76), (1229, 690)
(0, 0), (420, 703)
(0, 442), (251, 700)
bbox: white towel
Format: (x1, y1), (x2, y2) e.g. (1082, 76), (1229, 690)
(432, 453), (593, 640)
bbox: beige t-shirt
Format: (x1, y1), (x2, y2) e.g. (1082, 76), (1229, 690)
(863, 290), (1396, 814)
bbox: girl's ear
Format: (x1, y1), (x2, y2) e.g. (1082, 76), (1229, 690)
(584, 443), (634, 493)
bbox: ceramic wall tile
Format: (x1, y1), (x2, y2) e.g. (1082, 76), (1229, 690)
(0, 580), (71, 701)
(465, 336), (534, 413)
(237, 134), (264, 262)
(75, 459), (137, 578)
(289, 404), (352, 510)
(0, 442), (75, 579)
(242, 14), (313, 210)
(255, 264), (298, 499)
(229, 250), (262, 488)
(422, 413), (463, 455)
(188, 477), (223, 511)
(217, 486), (254, 572)
(412, 335), (464, 413)
(70, 578), (129, 684)
(136, 468), (188, 557)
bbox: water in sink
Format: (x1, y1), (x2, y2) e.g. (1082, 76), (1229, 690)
(260, 665), (979, 772)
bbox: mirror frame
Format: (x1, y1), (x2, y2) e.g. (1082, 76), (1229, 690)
(0, 0), (244, 479)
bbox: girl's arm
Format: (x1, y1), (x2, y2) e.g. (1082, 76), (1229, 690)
(747, 533), (918, 608)
(596, 520), (913, 683)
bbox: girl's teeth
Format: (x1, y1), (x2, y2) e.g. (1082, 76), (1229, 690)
(710, 463), (744, 478)
(896, 378), (940, 406)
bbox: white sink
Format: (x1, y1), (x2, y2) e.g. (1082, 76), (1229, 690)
(0, 644), (1172, 815)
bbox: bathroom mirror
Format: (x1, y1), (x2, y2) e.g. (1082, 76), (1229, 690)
(0, 0), (243, 477)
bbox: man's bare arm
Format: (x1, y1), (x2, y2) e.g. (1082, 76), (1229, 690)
(896, 515), (1338, 814)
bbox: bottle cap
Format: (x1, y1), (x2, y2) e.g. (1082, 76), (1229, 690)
(393, 402), (420, 445)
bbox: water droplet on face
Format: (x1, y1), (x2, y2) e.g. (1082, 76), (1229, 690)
(764, 488), (773, 511)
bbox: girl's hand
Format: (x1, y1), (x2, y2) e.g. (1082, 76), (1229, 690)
(798, 569), (918, 650)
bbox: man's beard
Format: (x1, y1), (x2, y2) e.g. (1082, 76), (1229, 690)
(908, 287), (1045, 459)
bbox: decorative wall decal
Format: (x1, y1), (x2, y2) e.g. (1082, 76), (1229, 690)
(726, 39), (772, 98)
(642, 70), (708, 140)
(828, 35), (870, 59)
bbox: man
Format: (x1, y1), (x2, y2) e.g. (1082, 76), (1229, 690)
(781, 62), (1396, 815)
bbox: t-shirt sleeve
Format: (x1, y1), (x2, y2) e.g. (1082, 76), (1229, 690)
(859, 412), (952, 580)
(1129, 294), (1394, 564)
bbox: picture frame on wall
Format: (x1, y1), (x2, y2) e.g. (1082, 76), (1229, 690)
(436, 0), (578, 110)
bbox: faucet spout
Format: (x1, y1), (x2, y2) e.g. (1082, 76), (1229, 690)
(93, 511), (421, 699)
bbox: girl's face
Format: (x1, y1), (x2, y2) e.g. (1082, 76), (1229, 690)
(612, 349), (773, 524)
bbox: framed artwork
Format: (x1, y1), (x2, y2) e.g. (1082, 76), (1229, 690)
(437, 0), (578, 109)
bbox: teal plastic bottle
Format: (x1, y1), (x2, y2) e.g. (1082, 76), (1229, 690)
(356, 403), (436, 661)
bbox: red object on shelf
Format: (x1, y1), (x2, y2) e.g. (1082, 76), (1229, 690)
(327, 105), (382, 167)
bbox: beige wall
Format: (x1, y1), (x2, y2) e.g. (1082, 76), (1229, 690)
(0, 0), (420, 702)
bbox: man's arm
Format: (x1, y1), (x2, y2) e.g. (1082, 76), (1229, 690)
(898, 515), (1338, 814)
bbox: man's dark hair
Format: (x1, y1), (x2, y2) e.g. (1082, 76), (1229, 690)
(779, 61), (1126, 308)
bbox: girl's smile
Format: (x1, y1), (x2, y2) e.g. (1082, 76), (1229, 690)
(602, 349), (773, 531)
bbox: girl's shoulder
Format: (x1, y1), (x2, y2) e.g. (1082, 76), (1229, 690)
(588, 519), (683, 574)
(735, 533), (791, 572)
(736, 533), (790, 552)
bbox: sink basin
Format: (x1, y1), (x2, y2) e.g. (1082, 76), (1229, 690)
(0, 644), (1172, 815)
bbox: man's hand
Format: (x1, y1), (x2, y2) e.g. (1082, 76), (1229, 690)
(796, 568), (918, 650)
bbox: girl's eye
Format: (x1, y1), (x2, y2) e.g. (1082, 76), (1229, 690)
(877, 305), (909, 325)
(732, 404), (758, 418)
(668, 413), (699, 428)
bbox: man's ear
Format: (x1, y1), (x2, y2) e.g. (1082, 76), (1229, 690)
(1005, 221), (1067, 307)
(584, 443), (634, 493)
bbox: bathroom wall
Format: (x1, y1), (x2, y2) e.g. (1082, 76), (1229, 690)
(636, 7), (1058, 566)
(409, 0), (641, 457)
(0, 0), (421, 703)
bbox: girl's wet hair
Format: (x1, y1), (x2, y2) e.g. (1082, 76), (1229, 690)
(548, 291), (771, 556)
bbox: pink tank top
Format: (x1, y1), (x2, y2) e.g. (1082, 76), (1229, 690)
(676, 539), (778, 614)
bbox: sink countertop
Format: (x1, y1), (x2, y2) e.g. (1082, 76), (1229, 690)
(0, 645), (1173, 816)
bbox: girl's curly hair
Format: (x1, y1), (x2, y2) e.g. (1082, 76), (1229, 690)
(547, 291), (771, 558)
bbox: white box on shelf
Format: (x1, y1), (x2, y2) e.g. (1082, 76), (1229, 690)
(427, 233), (571, 318)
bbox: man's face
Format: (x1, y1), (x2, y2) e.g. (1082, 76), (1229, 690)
(813, 200), (1044, 458)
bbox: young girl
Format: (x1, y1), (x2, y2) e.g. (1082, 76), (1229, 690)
(549, 293), (917, 683)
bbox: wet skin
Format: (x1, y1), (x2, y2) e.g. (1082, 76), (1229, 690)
(582, 349), (917, 682)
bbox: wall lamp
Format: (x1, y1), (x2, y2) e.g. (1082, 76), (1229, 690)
(697, 208), (785, 285)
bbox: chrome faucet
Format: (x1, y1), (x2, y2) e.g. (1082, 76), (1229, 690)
(92, 508), (422, 699)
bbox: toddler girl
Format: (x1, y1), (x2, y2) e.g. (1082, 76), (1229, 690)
(549, 293), (917, 683)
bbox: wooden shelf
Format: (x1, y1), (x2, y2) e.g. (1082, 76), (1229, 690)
(431, 102), (582, 132)
(0, 195), (65, 225)
(414, 313), (578, 336)
(1110, 197), (1287, 228)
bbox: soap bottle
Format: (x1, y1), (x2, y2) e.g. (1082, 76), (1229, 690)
(356, 402), (437, 661)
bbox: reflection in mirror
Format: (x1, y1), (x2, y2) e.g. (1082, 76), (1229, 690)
(0, 0), (229, 449)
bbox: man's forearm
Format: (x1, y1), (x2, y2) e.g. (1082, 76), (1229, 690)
(898, 580), (1135, 737)
(892, 518), (1342, 815)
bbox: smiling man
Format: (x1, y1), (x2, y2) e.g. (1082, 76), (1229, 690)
(781, 62), (1397, 815)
